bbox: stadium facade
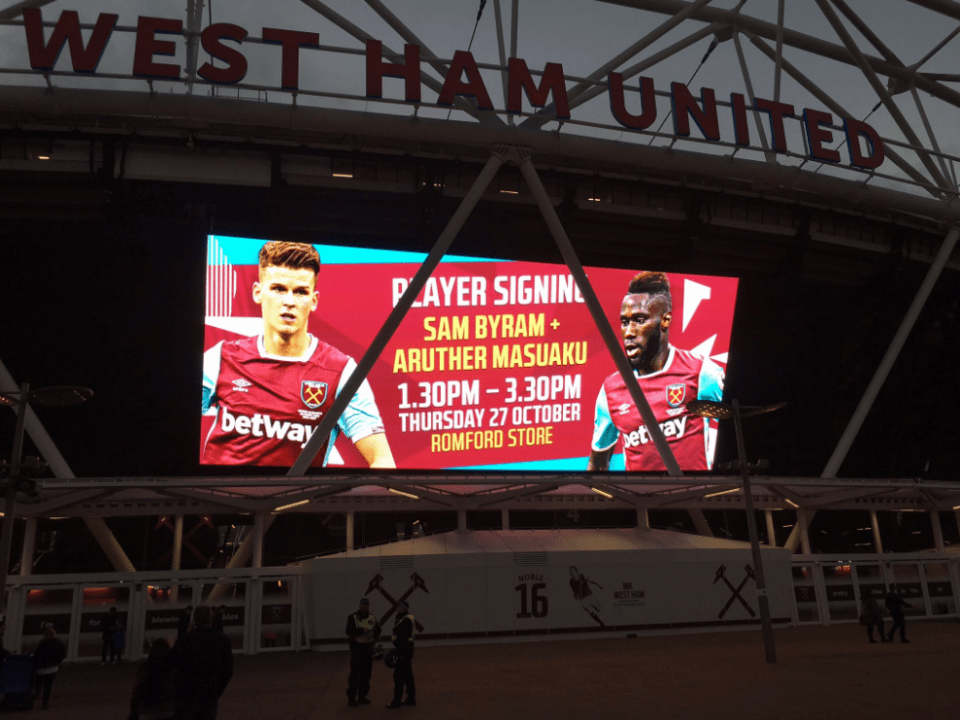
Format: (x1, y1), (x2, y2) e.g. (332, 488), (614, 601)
(1, 0), (960, 660)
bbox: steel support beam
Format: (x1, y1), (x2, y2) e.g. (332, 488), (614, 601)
(289, 150), (505, 475)
(744, 31), (938, 193)
(931, 510), (944, 552)
(521, 0), (716, 128)
(814, 0), (950, 191)
(298, 0), (492, 123)
(870, 509), (883, 553)
(346, 511), (354, 551)
(689, 509), (713, 537)
(171, 515), (184, 571)
(765, 510), (776, 547)
(18, 517), (36, 576)
(823, 225), (960, 478)
(252, 512), (265, 568)
(207, 514), (277, 602)
(0, 359), (136, 572)
(457, 509), (467, 532)
(501, 508), (510, 530)
(516, 152), (682, 475)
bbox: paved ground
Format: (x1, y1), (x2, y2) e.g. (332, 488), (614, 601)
(30, 621), (960, 719)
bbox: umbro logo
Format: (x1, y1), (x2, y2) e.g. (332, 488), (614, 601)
(617, 403), (631, 416)
(232, 379), (252, 393)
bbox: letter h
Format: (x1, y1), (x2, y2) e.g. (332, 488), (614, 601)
(366, 40), (420, 102)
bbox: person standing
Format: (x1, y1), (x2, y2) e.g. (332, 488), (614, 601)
(177, 605), (194, 640)
(101, 606), (119, 665)
(860, 596), (889, 643)
(172, 605), (234, 719)
(32, 627), (66, 710)
(127, 638), (176, 720)
(345, 598), (380, 707)
(885, 585), (912, 643)
(114, 620), (127, 664)
(387, 600), (416, 709)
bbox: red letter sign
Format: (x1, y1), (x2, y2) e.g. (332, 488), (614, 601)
(262, 28), (320, 91)
(366, 40), (421, 102)
(507, 58), (569, 118)
(198, 23), (248, 85)
(133, 16), (182, 79)
(730, 93), (750, 146)
(23, 9), (117, 73)
(803, 109), (841, 163)
(754, 98), (794, 153)
(608, 74), (657, 130)
(671, 83), (720, 141)
(844, 118), (885, 170)
(437, 51), (493, 110)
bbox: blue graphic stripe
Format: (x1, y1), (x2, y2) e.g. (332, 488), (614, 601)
(449, 455), (626, 471)
(208, 235), (506, 266)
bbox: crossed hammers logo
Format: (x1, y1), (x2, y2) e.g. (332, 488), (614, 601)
(713, 564), (756, 619)
(365, 572), (429, 632)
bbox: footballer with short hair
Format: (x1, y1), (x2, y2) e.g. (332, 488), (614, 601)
(587, 271), (723, 472)
(202, 241), (395, 468)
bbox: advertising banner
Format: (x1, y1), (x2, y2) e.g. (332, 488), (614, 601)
(301, 546), (794, 646)
(201, 235), (737, 471)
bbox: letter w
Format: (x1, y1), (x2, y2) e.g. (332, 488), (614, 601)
(23, 9), (118, 73)
(264, 415), (291, 439)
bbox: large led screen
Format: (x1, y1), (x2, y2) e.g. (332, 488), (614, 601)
(201, 236), (737, 471)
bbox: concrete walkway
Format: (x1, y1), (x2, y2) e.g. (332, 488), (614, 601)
(32, 621), (960, 719)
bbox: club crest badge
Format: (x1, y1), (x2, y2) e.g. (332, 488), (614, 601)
(666, 383), (685, 408)
(301, 380), (328, 409)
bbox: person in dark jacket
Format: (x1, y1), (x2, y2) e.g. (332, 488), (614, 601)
(33, 627), (66, 710)
(386, 600), (416, 709)
(172, 605), (233, 719)
(885, 585), (912, 643)
(860, 597), (889, 643)
(127, 637), (176, 720)
(177, 606), (194, 640)
(345, 598), (381, 706)
(101, 606), (119, 665)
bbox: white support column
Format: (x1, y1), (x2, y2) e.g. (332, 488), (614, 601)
(517, 153), (681, 476)
(637, 507), (649, 529)
(765, 510), (777, 547)
(345, 512), (355, 551)
(289, 151), (505, 475)
(797, 509), (812, 555)
(931, 510), (945, 552)
(252, 513), (266, 569)
(870, 510), (884, 554)
(501, 509), (510, 530)
(19, 517), (36, 576)
(208, 515), (277, 603)
(457, 509), (467, 532)
(822, 225), (960, 477)
(689, 509), (713, 537)
(785, 509), (816, 554)
(171, 515), (184, 571)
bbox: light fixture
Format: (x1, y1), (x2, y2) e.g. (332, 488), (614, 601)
(37, 155), (50, 161)
(499, 189), (519, 194)
(332, 172), (353, 178)
(703, 487), (741, 498)
(274, 499), (310, 512)
(784, 499), (799, 508)
(590, 486), (613, 499)
(952, 505), (960, 510)
(389, 488), (420, 500)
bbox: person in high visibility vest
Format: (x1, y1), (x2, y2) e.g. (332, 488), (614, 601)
(345, 598), (381, 706)
(386, 600), (416, 709)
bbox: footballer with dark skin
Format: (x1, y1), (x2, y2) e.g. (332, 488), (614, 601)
(586, 291), (672, 471)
